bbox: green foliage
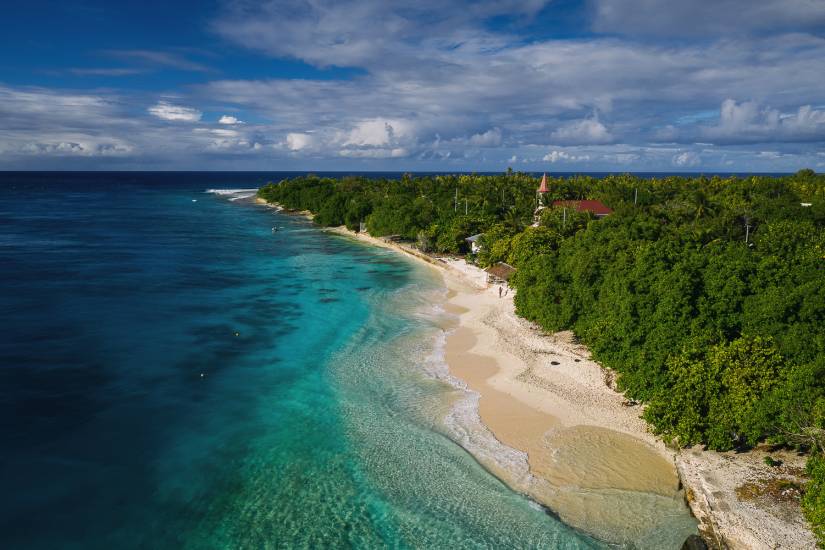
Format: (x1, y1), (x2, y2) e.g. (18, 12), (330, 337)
(539, 206), (592, 237)
(804, 454), (825, 548)
(477, 223), (515, 267)
(432, 215), (492, 254)
(763, 456), (782, 467)
(507, 226), (561, 266)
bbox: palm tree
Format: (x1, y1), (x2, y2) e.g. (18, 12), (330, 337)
(504, 207), (526, 233)
(690, 190), (715, 221)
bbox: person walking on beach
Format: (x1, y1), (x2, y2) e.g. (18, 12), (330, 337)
(498, 286), (503, 298)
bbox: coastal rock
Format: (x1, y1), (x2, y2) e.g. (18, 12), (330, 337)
(681, 534), (708, 550)
(676, 446), (815, 549)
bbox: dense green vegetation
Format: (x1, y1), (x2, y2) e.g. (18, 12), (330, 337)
(259, 169), (825, 543)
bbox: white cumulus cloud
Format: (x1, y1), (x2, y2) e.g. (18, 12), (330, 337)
(702, 99), (825, 143)
(338, 147), (408, 158)
(550, 118), (612, 145)
(218, 115), (243, 124)
(673, 151), (701, 166)
(468, 128), (502, 147)
(286, 132), (314, 151)
(342, 118), (414, 147)
(543, 150), (591, 162)
(148, 101), (202, 122)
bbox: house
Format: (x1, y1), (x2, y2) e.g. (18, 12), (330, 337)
(551, 200), (613, 218)
(485, 262), (516, 284)
(465, 233), (484, 254)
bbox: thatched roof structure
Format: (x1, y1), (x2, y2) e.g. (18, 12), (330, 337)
(485, 262), (516, 282)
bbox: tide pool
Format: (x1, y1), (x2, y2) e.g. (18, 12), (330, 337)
(0, 173), (601, 548)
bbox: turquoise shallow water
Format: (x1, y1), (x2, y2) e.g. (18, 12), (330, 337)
(1, 174), (605, 548)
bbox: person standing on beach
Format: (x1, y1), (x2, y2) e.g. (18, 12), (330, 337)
(498, 286), (503, 298)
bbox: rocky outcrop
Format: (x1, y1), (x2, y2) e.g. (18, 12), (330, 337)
(677, 446), (815, 549)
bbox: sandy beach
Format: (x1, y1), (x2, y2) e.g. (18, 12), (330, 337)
(316, 222), (816, 549)
(439, 270), (701, 547)
(325, 226), (697, 546)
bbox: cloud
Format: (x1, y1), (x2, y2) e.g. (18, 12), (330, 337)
(102, 49), (212, 72)
(700, 99), (825, 143)
(4, 2), (825, 170)
(550, 118), (612, 145)
(148, 101), (203, 122)
(218, 115), (243, 124)
(543, 150), (591, 163)
(591, 0), (825, 37)
(68, 67), (146, 76)
(604, 152), (641, 164)
(286, 133), (314, 151)
(672, 151), (701, 167)
(341, 118), (414, 147)
(16, 140), (134, 157)
(0, 85), (273, 167)
(194, 128), (240, 138)
(757, 151), (782, 159)
(468, 128), (502, 147)
(202, 5), (825, 166)
(338, 147), (408, 158)
(0, 85), (137, 159)
(213, 0), (550, 68)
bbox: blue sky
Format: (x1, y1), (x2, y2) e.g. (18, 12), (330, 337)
(1, 0), (824, 171)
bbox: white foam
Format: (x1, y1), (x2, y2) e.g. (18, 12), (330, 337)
(205, 188), (259, 201)
(414, 310), (545, 495)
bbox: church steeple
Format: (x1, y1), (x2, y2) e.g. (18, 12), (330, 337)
(533, 173), (550, 227)
(537, 173), (550, 194)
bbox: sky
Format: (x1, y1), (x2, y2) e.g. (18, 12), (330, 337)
(1, 0), (825, 172)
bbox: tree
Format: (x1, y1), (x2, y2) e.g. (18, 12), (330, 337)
(507, 226), (561, 267)
(645, 337), (784, 450)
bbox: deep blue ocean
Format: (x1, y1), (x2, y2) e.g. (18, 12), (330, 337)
(0, 172), (614, 549)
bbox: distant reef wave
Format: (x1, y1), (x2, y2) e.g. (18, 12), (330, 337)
(205, 188), (259, 200)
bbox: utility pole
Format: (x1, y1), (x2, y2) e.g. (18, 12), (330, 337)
(745, 221), (751, 244)
(465, 199), (468, 215)
(634, 188), (638, 206)
(454, 188), (458, 212)
(563, 208), (567, 230)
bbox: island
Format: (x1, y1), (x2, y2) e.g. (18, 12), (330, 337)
(258, 169), (825, 549)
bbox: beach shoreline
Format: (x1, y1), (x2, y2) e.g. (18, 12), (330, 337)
(324, 225), (697, 547)
(265, 202), (816, 549)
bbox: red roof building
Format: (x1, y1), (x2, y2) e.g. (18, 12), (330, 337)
(552, 200), (613, 217)
(537, 173), (550, 194)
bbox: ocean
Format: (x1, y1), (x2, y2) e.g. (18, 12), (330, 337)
(1, 172), (607, 548)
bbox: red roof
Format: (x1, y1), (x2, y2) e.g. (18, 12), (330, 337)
(537, 173), (550, 194)
(552, 200), (613, 216)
